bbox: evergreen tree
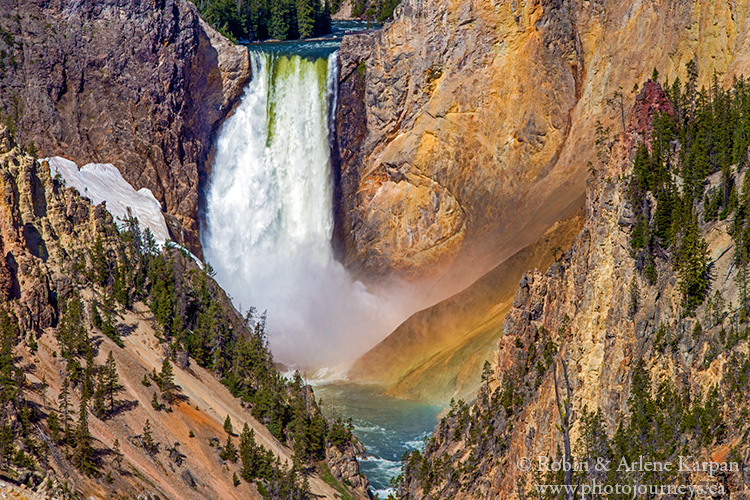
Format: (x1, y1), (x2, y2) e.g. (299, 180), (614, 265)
(104, 351), (120, 413)
(93, 368), (107, 419)
(142, 419), (157, 455)
(220, 433), (238, 462)
(73, 397), (96, 474)
(296, 0), (316, 38)
(91, 236), (108, 287)
(58, 377), (71, 444)
(0, 309), (20, 406)
(268, 0), (290, 40)
(158, 357), (176, 402)
(676, 216), (710, 311)
(151, 392), (162, 411)
(224, 415), (233, 435)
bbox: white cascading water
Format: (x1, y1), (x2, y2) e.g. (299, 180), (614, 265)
(202, 50), (414, 371)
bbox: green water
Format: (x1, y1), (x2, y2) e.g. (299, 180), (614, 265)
(314, 383), (441, 498)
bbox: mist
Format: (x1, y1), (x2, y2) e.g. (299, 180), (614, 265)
(201, 49), (427, 371)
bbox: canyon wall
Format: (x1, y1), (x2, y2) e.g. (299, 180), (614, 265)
(0, 126), (369, 500)
(398, 82), (750, 499)
(0, 0), (251, 256)
(335, 0), (750, 290)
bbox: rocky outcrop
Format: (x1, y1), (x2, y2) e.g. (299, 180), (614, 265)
(335, 0), (750, 292)
(397, 81), (750, 499)
(325, 439), (372, 499)
(0, 0), (251, 257)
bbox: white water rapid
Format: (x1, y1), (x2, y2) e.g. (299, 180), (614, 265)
(201, 49), (414, 372)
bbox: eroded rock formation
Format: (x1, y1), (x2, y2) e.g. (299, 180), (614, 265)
(0, 0), (251, 256)
(335, 0), (750, 290)
(398, 80), (750, 500)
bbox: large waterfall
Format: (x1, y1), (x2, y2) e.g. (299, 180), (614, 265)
(201, 49), (412, 371)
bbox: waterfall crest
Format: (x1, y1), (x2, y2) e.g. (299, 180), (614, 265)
(202, 50), (411, 371)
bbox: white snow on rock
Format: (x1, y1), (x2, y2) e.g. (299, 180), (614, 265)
(45, 156), (171, 243)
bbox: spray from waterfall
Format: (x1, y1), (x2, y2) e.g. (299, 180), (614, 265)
(201, 49), (418, 372)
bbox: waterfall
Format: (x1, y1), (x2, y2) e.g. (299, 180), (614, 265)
(201, 49), (412, 371)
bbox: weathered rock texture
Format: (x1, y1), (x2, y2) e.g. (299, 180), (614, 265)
(398, 82), (750, 499)
(0, 0), (251, 256)
(335, 0), (750, 290)
(325, 438), (372, 498)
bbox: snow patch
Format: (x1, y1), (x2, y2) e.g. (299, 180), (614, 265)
(45, 156), (171, 243)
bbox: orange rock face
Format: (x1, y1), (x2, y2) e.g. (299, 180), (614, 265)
(335, 0), (750, 291)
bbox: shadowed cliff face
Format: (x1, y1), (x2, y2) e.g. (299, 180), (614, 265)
(0, 0), (251, 257)
(334, 0), (750, 291)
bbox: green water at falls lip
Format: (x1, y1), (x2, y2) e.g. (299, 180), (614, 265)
(246, 20), (378, 59)
(313, 383), (441, 497)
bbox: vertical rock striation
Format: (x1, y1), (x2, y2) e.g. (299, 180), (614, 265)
(398, 81), (750, 500)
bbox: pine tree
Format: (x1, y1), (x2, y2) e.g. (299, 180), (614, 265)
(221, 433), (238, 462)
(104, 351), (120, 413)
(0, 309), (19, 406)
(224, 415), (233, 435)
(296, 0), (315, 38)
(100, 294), (121, 346)
(151, 392), (162, 411)
(240, 423), (258, 480)
(58, 377), (71, 444)
(112, 263), (130, 308)
(91, 236), (108, 287)
(158, 357), (175, 402)
(74, 397), (96, 474)
(142, 419), (157, 455)
(676, 217), (710, 311)
(268, 0), (290, 40)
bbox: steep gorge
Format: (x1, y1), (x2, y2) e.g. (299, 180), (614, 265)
(349, 210), (584, 404)
(0, 127), (371, 500)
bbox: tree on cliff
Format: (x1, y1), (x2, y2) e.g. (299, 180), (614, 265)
(676, 216), (710, 312)
(73, 397), (97, 475)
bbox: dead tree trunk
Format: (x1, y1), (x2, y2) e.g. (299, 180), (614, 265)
(554, 356), (578, 500)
